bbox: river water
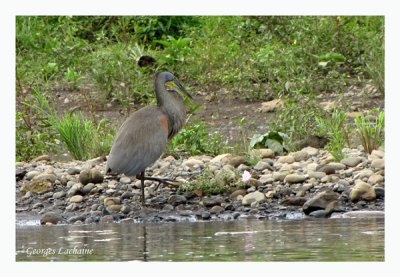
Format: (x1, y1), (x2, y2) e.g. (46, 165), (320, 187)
(16, 217), (384, 262)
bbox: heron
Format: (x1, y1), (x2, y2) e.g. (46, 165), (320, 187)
(105, 71), (192, 205)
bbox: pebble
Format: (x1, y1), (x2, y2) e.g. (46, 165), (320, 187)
(119, 176), (132, 184)
(40, 212), (63, 225)
(368, 174), (384, 185)
(82, 183), (95, 194)
(277, 155), (295, 164)
(256, 148), (275, 158)
(229, 189), (247, 199)
(53, 191), (66, 199)
(209, 205), (224, 214)
(316, 164), (336, 175)
(292, 151), (309, 162)
(340, 157), (362, 167)
(67, 167), (81, 175)
(25, 170), (40, 180)
(284, 174), (307, 184)
(350, 181), (376, 202)
(69, 195), (84, 203)
(168, 195), (187, 206)
(242, 191), (266, 206)
(371, 159), (384, 170)
(253, 161), (271, 171)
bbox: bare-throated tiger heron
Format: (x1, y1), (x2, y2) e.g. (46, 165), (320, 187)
(105, 72), (192, 205)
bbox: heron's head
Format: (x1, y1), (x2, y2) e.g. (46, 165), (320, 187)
(158, 72), (192, 100)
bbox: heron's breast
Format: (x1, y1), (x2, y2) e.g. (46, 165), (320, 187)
(159, 114), (169, 135)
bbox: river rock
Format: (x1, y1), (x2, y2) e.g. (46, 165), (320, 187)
(368, 174), (384, 185)
(121, 191), (135, 199)
(350, 181), (376, 202)
(79, 168), (104, 185)
(40, 212), (63, 225)
(292, 151), (309, 162)
(229, 189), (247, 199)
(53, 191), (66, 199)
(69, 195), (84, 203)
(227, 156), (246, 167)
(370, 149), (384, 159)
(202, 196), (223, 207)
(301, 146), (319, 156)
(32, 173), (57, 183)
(316, 164), (336, 175)
(91, 169), (104, 183)
(25, 170), (40, 180)
(259, 174), (274, 184)
(242, 191), (266, 205)
(280, 197), (307, 206)
(371, 159), (384, 170)
(253, 161), (271, 171)
(340, 157), (362, 167)
(302, 191), (339, 215)
(340, 211), (384, 218)
(277, 155), (295, 164)
(119, 176), (132, 184)
(67, 167), (81, 175)
(82, 183), (95, 194)
(168, 195), (187, 206)
(308, 171), (326, 180)
(107, 204), (122, 213)
(328, 162), (346, 171)
(374, 187), (385, 199)
(32, 154), (51, 162)
(104, 197), (121, 207)
(209, 205), (224, 214)
(66, 183), (83, 197)
(99, 215), (114, 223)
(121, 205), (132, 214)
(22, 179), (53, 193)
(272, 172), (286, 181)
(182, 158), (204, 168)
(285, 174), (307, 184)
(255, 148), (275, 158)
(209, 154), (232, 165)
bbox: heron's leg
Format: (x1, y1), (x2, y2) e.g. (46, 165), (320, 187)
(140, 171), (145, 205)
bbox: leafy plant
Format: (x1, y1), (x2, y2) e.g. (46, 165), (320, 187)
(249, 131), (289, 154)
(316, 108), (349, 160)
(155, 36), (192, 64)
(169, 120), (227, 156)
(354, 109), (384, 153)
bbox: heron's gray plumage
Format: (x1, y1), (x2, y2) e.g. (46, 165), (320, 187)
(105, 72), (192, 204)
(105, 106), (168, 176)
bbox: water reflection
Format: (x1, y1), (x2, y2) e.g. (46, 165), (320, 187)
(16, 218), (384, 262)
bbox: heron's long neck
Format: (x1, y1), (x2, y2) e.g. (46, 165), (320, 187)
(155, 83), (186, 138)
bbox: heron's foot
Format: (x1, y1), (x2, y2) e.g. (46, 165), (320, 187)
(138, 175), (178, 190)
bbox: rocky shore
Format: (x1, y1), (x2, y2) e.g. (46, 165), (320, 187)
(15, 146), (385, 225)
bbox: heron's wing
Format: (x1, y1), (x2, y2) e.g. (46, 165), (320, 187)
(105, 106), (168, 176)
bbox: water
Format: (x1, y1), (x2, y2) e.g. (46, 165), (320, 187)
(16, 218), (384, 262)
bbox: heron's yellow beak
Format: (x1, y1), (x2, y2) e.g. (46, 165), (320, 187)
(165, 80), (192, 99)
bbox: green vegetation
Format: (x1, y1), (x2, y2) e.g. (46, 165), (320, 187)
(354, 109), (385, 154)
(250, 131), (288, 155)
(178, 168), (243, 196)
(16, 16), (384, 161)
(168, 120), (227, 156)
(316, 109), (350, 160)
